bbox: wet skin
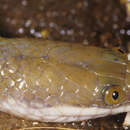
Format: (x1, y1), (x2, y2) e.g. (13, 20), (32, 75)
(0, 38), (129, 122)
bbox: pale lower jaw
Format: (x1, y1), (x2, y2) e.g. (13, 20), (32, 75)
(0, 98), (130, 122)
(123, 112), (130, 126)
(128, 53), (130, 61)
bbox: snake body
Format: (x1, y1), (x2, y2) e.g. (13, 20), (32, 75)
(0, 38), (129, 122)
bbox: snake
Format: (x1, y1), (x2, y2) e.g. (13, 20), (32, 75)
(0, 37), (129, 122)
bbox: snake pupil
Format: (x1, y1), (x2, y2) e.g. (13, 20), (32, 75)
(112, 91), (119, 100)
(118, 49), (124, 54)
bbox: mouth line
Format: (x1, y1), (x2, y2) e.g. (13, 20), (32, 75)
(0, 98), (130, 122)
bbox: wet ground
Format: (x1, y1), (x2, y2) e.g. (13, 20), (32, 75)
(0, 0), (130, 129)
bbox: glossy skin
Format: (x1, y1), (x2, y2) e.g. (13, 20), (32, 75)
(0, 38), (129, 122)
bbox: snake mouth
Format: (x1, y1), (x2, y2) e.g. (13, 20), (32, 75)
(0, 97), (130, 122)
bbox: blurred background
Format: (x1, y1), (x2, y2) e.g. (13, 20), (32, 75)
(0, 0), (129, 129)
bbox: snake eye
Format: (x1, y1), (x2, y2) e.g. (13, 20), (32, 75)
(112, 48), (126, 57)
(103, 85), (125, 105)
(118, 48), (125, 54)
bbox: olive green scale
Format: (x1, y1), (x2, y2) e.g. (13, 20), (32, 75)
(0, 38), (129, 108)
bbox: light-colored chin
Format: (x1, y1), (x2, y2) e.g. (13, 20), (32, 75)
(0, 98), (130, 122)
(123, 112), (130, 126)
(127, 53), (130, 61)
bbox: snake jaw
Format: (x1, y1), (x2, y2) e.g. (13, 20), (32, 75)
(123, 112), (130, 126)
(0, 95), (130, 122)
